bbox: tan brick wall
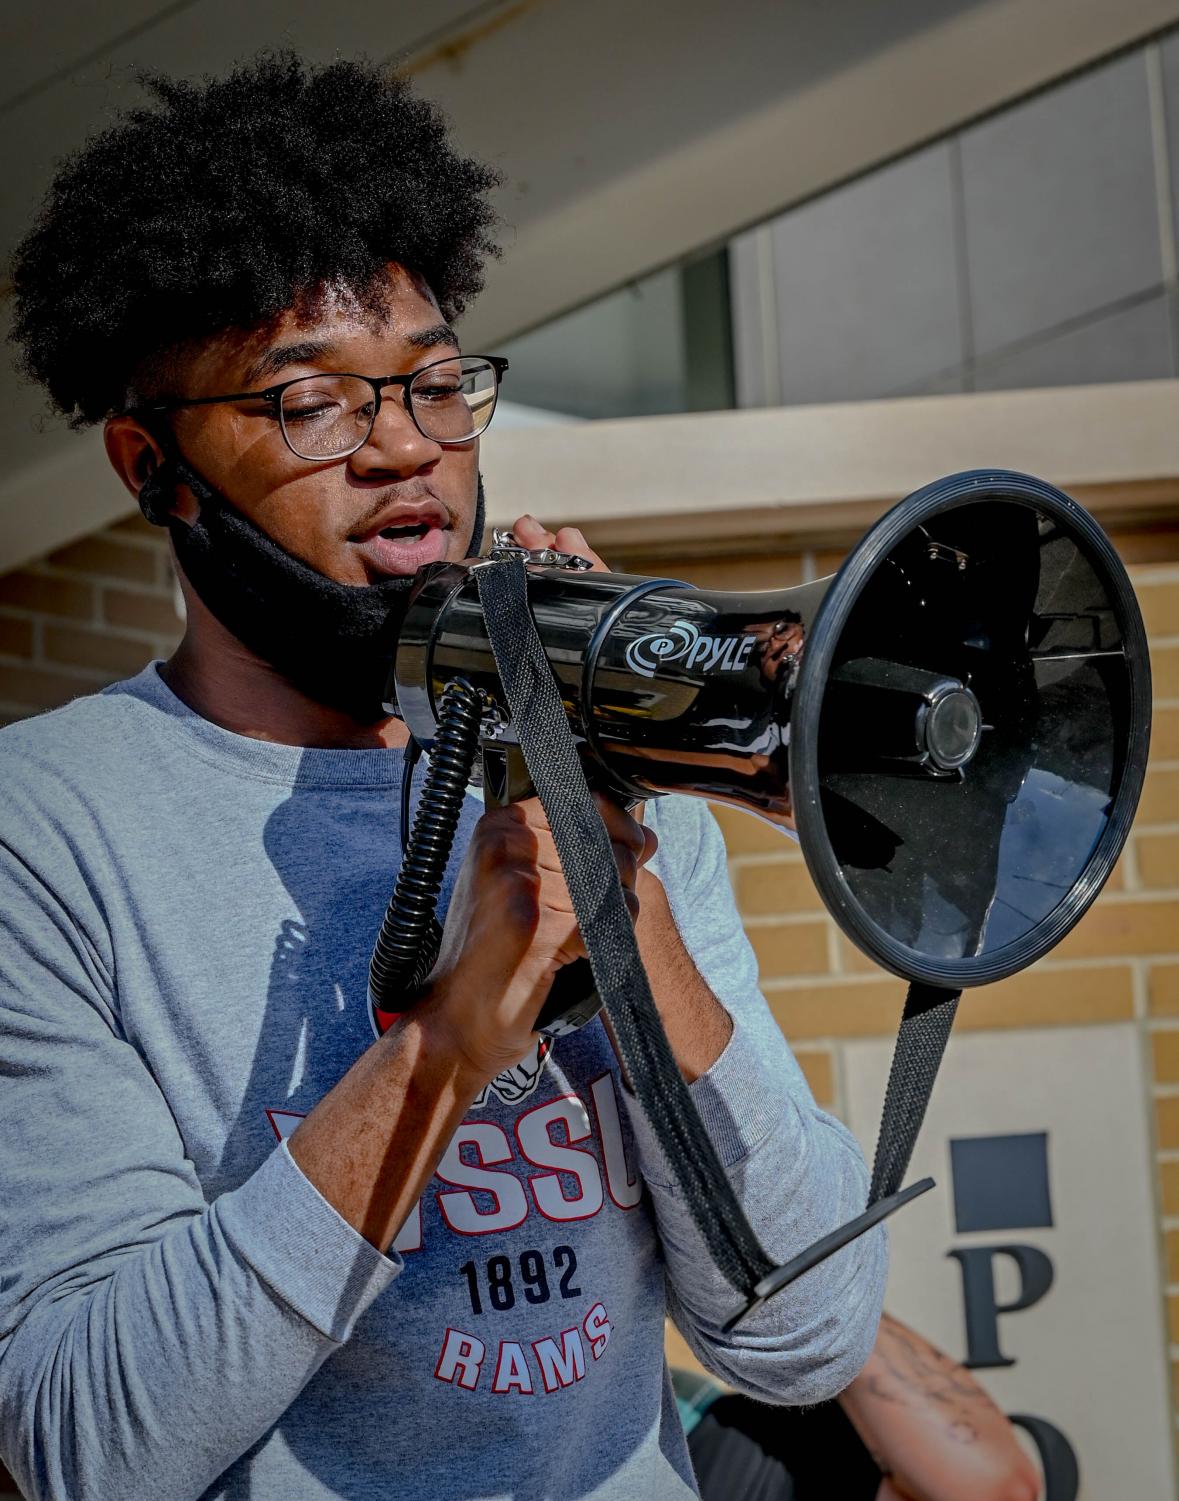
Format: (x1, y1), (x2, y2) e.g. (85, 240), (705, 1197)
(0, 511), (181, 724)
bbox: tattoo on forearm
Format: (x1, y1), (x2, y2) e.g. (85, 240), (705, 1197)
(861, 1316), (1003, 1435)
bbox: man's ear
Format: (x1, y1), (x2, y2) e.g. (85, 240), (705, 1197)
(103, 416), (191, 527)
(104, 414), (163, 497)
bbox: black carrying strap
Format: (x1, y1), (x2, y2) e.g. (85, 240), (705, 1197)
(869, 984), (960, 1204)
(474, 556), (775, 1298)
(473, 554), (953, 1325)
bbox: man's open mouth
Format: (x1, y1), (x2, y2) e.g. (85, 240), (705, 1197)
(378, 522), (431, 542)
(353, 517), (451, 577)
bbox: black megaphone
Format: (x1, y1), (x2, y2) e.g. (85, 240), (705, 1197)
(371, 469), (1151, 1325)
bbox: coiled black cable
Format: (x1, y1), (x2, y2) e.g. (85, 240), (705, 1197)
(368, 678), (485, 1015)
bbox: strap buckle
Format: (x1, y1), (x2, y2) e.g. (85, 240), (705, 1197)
(489, 528), (594, 572)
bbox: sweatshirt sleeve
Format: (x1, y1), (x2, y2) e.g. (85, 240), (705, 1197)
(0, 839), (400, 1501)
(623, 798), (887, 1406)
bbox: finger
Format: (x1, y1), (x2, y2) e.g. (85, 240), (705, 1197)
(610, 839), (639, 891)
(553, 526), (608, 572)
(592, 793), (649, 856)
(512, 513), (556, 548)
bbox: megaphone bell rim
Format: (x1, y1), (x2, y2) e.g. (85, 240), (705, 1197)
(790, 469), (1152, 990)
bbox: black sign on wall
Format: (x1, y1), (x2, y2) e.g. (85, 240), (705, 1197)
(946, 1130), (1079, 1501)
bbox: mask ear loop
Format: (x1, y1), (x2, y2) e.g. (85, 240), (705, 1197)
(137, 461), (178, 527)
(135, 412), (221, 527)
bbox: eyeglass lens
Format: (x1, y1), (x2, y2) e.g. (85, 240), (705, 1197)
(278, 357), (499, 459)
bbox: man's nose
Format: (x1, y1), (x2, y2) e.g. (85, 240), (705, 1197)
(348, 388), (444, 477)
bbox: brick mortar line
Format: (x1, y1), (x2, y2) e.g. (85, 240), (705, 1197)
(765, 968), (1139, 997)
(1136, 957), (1152, 1019)
(0, 604), (91, 624)
(0, 598), (103, 628)
(0, 641), (121, 680)
(726, 852), (807, 870)
(825, 920), (842, 975)
(98, 619), (178, 645)
(29, 617), (175, 645)
(28, 566), (179, 598)
(31, 629), (162, 660)
(742, 912), (834, 928)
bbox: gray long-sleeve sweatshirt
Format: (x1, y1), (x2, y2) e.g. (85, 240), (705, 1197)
(0, 664), (885, 1501)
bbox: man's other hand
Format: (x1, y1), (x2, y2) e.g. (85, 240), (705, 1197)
(510, 514), (609, 573)
(422, 792), (657, 1081)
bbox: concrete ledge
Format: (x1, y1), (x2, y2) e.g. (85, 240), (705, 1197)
(480, 380), (1179, 558)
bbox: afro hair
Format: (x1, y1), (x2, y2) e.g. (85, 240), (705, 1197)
(9, 51), (502, 427)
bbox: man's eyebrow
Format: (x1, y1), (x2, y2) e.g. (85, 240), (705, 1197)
(244, 340), (334, 385)
(405, 322), (459, 352)
(242, 324), (458, 386)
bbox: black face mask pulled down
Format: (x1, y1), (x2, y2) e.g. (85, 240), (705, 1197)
(138, 457), (486, 723)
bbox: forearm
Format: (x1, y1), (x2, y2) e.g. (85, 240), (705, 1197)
(633, 869), (733, 1081)
(1, 1144), (395, 1501)
(839, 1315), (1041, 1501)
(3, 1006), (488, 1499)
(288, 1004), (489, 1251)
(629, 1021), (885, 1403)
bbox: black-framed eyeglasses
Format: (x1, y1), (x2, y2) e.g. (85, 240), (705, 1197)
(131, 354), (509, 461)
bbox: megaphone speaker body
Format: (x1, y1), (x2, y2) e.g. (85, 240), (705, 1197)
(392, 471), (1150, 994)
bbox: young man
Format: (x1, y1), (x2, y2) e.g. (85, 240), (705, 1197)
(0, 53), (885, 1500)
